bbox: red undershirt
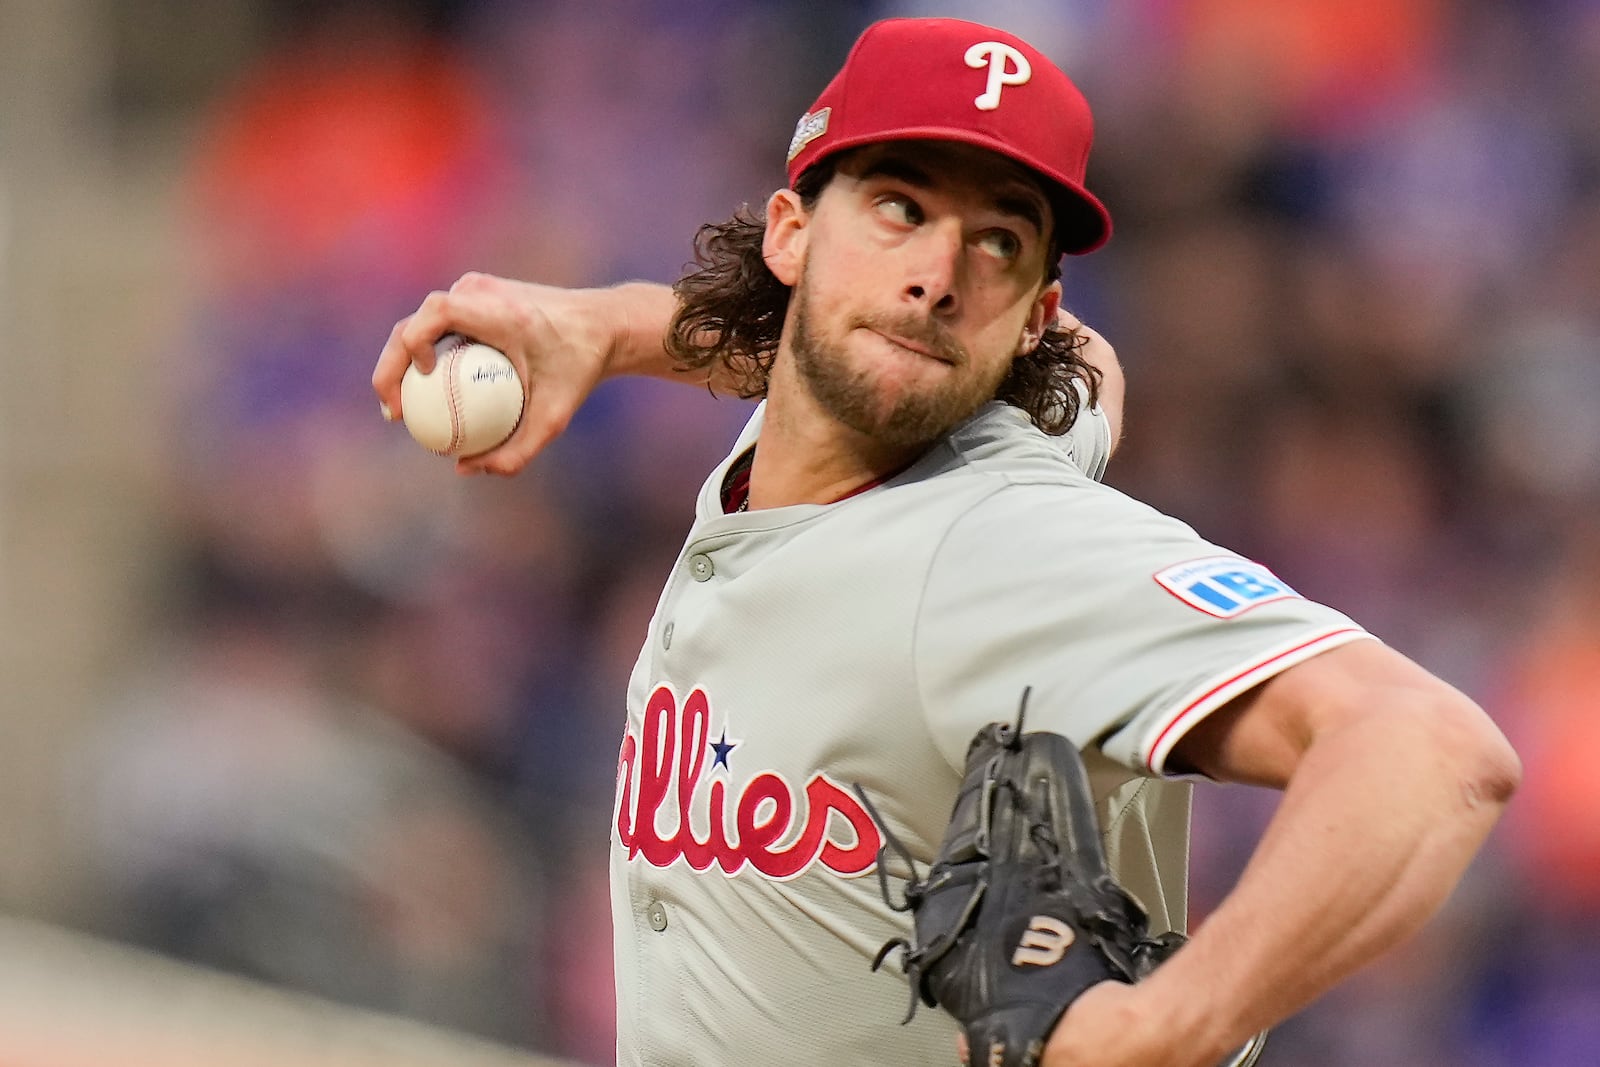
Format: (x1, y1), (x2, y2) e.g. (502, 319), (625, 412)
(719, 448), (904, 514)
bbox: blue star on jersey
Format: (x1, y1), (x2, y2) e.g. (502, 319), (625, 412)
(710, 729), (737, 771)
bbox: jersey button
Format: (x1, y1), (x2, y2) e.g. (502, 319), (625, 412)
(688, 554), (714, 582)
(646, 900), (669, 932)
(662, 622), (674, 649)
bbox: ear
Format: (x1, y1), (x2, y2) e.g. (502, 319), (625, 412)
(1016, 279), (1063, 355)
(762, 189), (809, 287)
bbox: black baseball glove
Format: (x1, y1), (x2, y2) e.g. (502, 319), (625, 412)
(855, 691), (1266, 1067)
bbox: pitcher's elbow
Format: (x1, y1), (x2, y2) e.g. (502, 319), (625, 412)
(1437, 691), (1521, 811)
(1469, 728), (1521, 809)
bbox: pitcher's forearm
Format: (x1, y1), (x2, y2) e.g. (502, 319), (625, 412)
(1134, 701), (1516, 1062)
(599, 281), (754, 397)
(598, 282), (686, 381)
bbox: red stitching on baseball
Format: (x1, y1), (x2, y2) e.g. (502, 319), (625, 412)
(444, 338), (467, 454)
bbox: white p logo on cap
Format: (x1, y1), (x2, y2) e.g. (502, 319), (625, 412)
(964, 41), (1032, 111)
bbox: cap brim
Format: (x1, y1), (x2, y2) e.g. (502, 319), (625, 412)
(1045, 183), (1111, 256)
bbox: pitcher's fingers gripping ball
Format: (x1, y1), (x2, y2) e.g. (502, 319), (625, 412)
(857, 691), (1266, 1067)
(399, 334), (525, 457)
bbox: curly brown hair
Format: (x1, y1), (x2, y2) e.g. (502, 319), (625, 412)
(665, 159), (1101, 435)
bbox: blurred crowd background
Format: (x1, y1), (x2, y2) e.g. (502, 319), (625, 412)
(2, 0), (1597, 1064)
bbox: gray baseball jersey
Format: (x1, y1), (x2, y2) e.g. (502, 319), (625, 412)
(609, 400), (1371, 1066)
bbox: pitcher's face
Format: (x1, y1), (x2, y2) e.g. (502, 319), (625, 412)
(766, 141), (1061, 447)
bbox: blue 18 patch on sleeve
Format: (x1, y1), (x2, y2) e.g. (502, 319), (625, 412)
(1153, 556), (1300, 618)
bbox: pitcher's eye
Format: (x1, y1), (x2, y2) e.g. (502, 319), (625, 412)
(978, 229), (1023, 261)
(875, 194), (923, 227)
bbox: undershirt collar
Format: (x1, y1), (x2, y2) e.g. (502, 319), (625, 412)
(718, 447), (903, 514)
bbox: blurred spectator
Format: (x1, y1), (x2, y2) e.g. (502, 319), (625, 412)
(1493, 521), (1600, 915)
(70, 575), (544, 1045)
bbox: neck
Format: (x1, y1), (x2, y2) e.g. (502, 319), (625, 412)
(747, 353), (926, 510)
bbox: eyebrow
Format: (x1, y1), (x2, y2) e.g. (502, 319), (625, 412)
(856, 157), (1047, 238)
(857, 156), (936, 190)
(991, 190), (1047, 239)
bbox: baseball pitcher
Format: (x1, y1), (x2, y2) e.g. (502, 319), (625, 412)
(373, 17), (1519, 1067)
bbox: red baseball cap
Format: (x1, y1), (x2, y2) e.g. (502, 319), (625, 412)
(785, 18), (1112, 255)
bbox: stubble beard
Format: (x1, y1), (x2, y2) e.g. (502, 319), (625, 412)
(787, 271), (1010, 450)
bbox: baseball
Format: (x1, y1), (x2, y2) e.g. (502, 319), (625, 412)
(400, 335), (525, 457)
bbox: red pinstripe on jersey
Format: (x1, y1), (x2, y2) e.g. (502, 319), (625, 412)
(1144, 627), (1372, 774)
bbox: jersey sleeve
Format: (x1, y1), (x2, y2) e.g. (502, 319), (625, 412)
(1057, 383), (1111, 482)
(911, 481), (1374, 776)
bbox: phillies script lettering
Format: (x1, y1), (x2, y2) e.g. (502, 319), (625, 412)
(615, 686), (881, 880)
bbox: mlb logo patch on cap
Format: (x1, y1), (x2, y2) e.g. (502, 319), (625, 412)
(787, 107), (831, 163)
